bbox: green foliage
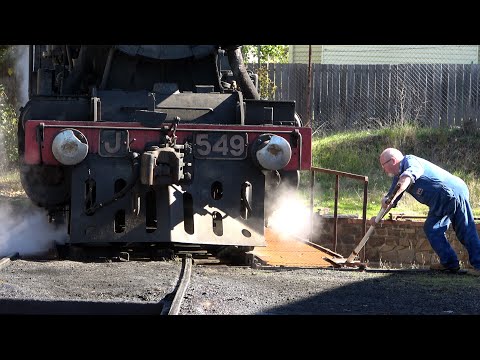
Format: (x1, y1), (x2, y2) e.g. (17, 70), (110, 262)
(241, 45), (288, 100)
(241, 45), (289, 64)
(0, 46), (9, 61)
(0, 45), (20, 169)
(0, 84), (19, 169)
(257, 65), (275, 100)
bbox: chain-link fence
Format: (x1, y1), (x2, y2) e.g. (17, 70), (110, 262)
(249, 45), (480, 134)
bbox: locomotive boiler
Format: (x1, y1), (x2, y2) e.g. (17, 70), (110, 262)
(17, 45), (311, 255)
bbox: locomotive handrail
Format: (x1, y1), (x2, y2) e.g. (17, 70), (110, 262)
(156, 106), (214, 111)
(309, 166), (369, 255)
(37, 123), (304, 133)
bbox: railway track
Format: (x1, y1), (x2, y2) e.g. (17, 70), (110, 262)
(0, 249), (251, 315)
(0, 254), (200, 315)
(0, 228), (344, 315)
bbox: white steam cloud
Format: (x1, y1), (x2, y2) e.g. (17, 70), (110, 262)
(14, 45), (28, 107)
(267, 188), (311, 239)
(0, 45), (67, 259)
(0, 204), (67, 258)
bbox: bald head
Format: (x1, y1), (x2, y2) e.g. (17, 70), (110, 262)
(380, 148), (404, 164)
(380, 148), (404, 176)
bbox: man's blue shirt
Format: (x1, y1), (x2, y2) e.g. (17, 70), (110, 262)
(388, 155), (467, 215)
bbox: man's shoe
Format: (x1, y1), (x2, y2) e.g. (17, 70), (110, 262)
(430, 263), (460, 272)
(466, 268), (480, 277)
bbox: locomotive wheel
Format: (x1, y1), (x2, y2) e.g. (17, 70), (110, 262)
(19, 163), (70, 207)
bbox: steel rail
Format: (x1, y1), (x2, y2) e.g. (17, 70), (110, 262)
(164, 254), (192, 315)
(0, 253), (19, 271)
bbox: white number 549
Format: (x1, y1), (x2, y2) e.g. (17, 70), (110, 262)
(195, 133), (247, 159)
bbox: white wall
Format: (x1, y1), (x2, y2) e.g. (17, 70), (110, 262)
(288, 45), (480, 64)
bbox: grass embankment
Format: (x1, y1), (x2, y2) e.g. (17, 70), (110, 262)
(0, 168), (31, 212)
(0, 169), (23, 197)
(305, 124), (480, 219)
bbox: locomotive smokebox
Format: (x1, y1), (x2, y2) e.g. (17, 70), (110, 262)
(252, 134), (292, 171)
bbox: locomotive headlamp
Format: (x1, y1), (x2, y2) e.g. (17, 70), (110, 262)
(253, 134), (292, 170)
(52, 129), (89, 165)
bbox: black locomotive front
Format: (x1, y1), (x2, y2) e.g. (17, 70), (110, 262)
(18, 45), (311, 251)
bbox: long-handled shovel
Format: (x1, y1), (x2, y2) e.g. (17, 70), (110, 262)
(344, 204), (392, 264)
(326, 183), (401, 268)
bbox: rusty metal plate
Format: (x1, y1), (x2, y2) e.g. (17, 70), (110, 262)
(249, 228), (342, 268)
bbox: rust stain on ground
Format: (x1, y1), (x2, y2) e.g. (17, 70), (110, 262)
(249, 227), (342, 268)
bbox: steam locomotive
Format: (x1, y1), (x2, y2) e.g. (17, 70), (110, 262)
(17, 45), (311, 256)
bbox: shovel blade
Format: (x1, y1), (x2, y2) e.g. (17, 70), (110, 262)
(324, 256), (364, 269)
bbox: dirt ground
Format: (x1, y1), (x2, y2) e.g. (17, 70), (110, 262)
(1, 257), (480, 316)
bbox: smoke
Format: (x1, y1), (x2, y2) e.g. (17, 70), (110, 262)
(0, 204), (67, 258)
(14, 45), (29, 108)
(267, 187), (312, 239)
(0, 45), (68, 258)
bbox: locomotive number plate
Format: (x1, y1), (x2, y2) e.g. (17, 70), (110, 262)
(194, 133), (248, 160)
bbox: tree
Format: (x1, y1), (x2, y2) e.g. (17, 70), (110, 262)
(241, 45), (289, 64)
(241, 45), (289, 100)
(0, 45), (20, 168)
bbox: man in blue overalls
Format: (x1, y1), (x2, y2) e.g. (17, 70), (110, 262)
(379, 147), (480, 276)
